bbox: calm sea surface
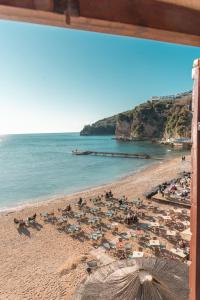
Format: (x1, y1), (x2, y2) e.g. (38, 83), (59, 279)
(0, 133), (185, 210)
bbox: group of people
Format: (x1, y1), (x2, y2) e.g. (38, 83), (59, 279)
(125, 212), (138, 225)
(105, 190), (114, 199)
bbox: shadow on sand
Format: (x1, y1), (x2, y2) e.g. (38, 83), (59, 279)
(16, 221), (43, 237)
(28, 222), (43, 231)
(17, 226), (31, 238)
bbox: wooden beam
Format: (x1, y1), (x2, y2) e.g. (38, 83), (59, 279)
(190, 59), (200, 300)
(0, 5), (66, 28)
(0, 1), (200, 46)
(157, 0), (200, 10)
(68, 16), (200, 47)
(76, 0), (200, 35)
(0, 0), (54, 11)
(67, 0), (200, 46)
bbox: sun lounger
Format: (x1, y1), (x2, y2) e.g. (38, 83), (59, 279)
(124, 243), (132, 250)
(119, 204), (128, 211)
(66, 224), (81, 234)
(102, 242), (111, 250)
(40, 212), (49, 218)
(88, 216), (101, 224)
(74, 212), (85, 219)
(130, 251), (144, 258)
(89, 231), (103, 240)
(90, 207), (100, 214)
(149, 240), (160, 247)
(105, 210), (114, 217)
(56, 216), (68, 225)
(27, 213), (37, 224)
(120, 233), (129, 240)
(170, 248), (186, 258)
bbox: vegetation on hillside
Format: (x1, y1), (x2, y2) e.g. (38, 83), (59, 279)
(80, 91), (192, 141)
(80, 116), (117, 135)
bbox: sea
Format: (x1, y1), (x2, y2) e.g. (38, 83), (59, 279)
(0, 132), (187, 211)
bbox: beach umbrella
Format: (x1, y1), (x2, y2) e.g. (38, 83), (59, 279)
(116, 241), (124, 249)
(72, 257), (189, 300)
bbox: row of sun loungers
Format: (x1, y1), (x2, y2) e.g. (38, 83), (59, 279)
(14, 184), (191, 264)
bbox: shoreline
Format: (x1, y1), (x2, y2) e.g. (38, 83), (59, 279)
(0, 154), (190, 217)
(0, 156), (175, 215)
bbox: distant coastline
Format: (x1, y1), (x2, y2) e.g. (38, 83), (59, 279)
(80, 90), (192, 142)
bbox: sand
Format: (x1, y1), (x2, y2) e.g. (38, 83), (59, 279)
(0, 155), (191, 300)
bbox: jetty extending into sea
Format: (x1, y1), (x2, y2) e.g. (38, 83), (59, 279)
(72, 150), (150, 159)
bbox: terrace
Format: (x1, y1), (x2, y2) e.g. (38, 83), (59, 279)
(1, 1), (200, 299)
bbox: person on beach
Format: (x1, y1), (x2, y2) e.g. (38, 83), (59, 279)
(66, 204), (71, 212)
(78, 197), (83, 206)
(119, 198), (123, 206)
(126, 212), (134, 225)
(109, 190), (113, 198)
(123, 195), (127, 201)
(133, 214), (138, 224)
(105, 190), (113, 199)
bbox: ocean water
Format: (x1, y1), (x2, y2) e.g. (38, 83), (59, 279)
(0, 133), (185, 210)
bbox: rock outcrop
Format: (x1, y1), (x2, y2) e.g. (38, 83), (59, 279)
(80, 91), (192, 141)
(80, 116), (117, 136)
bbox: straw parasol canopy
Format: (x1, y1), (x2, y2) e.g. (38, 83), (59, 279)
(73, 258), (189, 300)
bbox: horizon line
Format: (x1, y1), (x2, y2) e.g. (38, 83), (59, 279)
(0, 131), (81, 136)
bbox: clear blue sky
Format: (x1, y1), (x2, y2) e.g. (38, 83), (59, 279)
(0, 20), (200, 134)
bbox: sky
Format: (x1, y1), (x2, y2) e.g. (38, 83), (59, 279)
(0, 20), (200, 134)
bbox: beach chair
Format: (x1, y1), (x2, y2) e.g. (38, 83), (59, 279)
(40, 212), (48, 218)
(56, 216), (68, 229)
(27, 213), (37, 224)
(102, 242), (111, 251)
(120, 233), (129, 240)
(66, 224), (81, 236)
(41, 213), (57, 224)
(105, 210), (114, 218)
(124, 243), (132, 257)
(89, 231), (103, 241)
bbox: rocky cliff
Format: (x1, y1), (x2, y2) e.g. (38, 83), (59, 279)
(80, 91), (192, 141)
(80, 115), (117, 135)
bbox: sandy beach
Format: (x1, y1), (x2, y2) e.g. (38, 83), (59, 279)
(0, 155), (191, 300)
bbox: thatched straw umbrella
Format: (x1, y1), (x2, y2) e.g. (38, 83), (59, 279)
(73, 258), (189, 300)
